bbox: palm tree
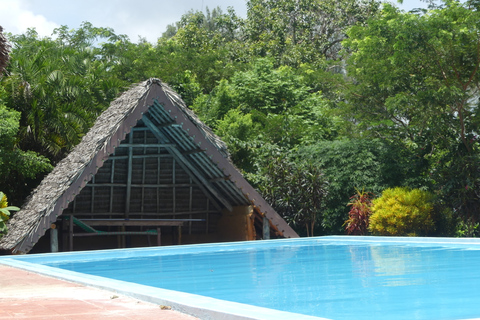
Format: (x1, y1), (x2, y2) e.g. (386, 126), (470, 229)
(3, 29), (123, 161)
(0, 26), (10, 75)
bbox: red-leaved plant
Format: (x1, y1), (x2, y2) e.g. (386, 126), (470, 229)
(344, 189), (373, 235)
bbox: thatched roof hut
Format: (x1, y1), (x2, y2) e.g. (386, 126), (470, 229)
(0, 79), (298, 254)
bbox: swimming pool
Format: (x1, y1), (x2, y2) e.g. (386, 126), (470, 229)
(2, 236), (480, 320)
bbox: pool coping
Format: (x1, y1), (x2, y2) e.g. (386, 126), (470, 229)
(3, 235), (480, 320)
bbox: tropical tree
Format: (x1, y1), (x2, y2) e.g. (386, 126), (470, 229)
(156, 7), (244, 94)
(252, 150), (329, 236)
(343, 1), (480, 219)
(2, 27), (123, 161)
(244, 0), (380, 65)
(0, 26), (9, 75)
(192, 58), (339, 172)
(0, 87), (52, 203)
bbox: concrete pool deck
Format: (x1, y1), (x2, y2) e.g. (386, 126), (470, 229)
(0, 265), (198, 320)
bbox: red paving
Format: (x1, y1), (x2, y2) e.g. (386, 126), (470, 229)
(0, 265), (199, 320)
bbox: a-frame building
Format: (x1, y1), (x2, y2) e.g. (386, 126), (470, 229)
(0, 79), (298, 254)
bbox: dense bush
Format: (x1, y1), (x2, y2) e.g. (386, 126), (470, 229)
(369, 187), (435, 236)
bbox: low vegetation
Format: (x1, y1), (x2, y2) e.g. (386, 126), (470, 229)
(369, 188), (435, 236)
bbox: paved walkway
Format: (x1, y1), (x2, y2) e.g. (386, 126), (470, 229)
(0, 265), (199, 320)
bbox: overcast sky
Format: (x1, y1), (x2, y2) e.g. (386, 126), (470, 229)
(1, 0), (429, 43)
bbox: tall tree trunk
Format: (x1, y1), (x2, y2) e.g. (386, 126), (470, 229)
(0, 26), (10, 75)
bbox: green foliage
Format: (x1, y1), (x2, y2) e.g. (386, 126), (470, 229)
(192, 79), (238, 126)
(430, 151), (480, 221)
(298, 139), (417, 233)
(5, 1), (478, 237)
(0, 191), (20, 235)
(170, 70), (202, 107)
(0, 93), (52, 203)
(343, 1), (480, 219)
(215, 108), (258, 170)
(251, 150), (328, 236)
(0, 25), (9, 75)
(193, 58), (339, 171)
(455, 218), (480, 238)
(3, 27), (123, 160)
(1, 4), (363, 219)
(369, 187), (436, 236)
(244, 0), (379, 65)
(230, 58), (308, 114)
(344, 189), (373, 235)
(156, 7), (244, 92)
(430, 206), (457, 237)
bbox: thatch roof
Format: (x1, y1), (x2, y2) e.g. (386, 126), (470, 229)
(0, 26), (10, 74)
(0, 79), (298, 253)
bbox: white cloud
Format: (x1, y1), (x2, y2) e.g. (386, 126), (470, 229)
(0, 0), (59, 37)
(0, 0), (247, 43)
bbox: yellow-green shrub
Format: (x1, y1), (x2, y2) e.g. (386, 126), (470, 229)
(0, 191), (20, 236)
(369, 187), (435, 236)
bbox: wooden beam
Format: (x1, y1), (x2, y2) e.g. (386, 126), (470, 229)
(85, 182), (199, 188)
(90, 174), (95, 214)
(172, 158), (176, 216)
(143, 116), (231, 212)
(64, 210), (220, 216)
(168, 147), (234, 212)
(182, 148), (205, 155)
(125, 133), (133, 218)
(79, 220), (185, 227)
(108, 154), (173, 160)
(117, 143), (176, 148)
(109, 159), (115, 214)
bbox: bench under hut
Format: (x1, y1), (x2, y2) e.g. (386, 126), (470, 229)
(0, 79), (298, 254)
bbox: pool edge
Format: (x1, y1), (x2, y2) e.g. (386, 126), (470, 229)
(0, 258), (329, 320)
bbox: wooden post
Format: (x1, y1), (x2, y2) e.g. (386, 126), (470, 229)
(124, 133), (133, 248)
(263, 216), (270, 240)
(62, 218), (68, 252)
(246, 211), (255, 240)
(50, 224), (58, 252)
(157, 227), (161, 246)
(69, 216), (74, 251)
(178, 226), (182, 245)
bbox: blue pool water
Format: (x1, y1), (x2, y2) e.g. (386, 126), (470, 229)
(4, 236), (480, 320)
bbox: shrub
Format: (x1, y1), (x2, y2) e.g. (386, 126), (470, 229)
(252, 150), (329, 237)
(455, 218), (480, 238)
(369, 187), (435, 236)
(0, 191), (20, 236)
(344, 189), (373, 235)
